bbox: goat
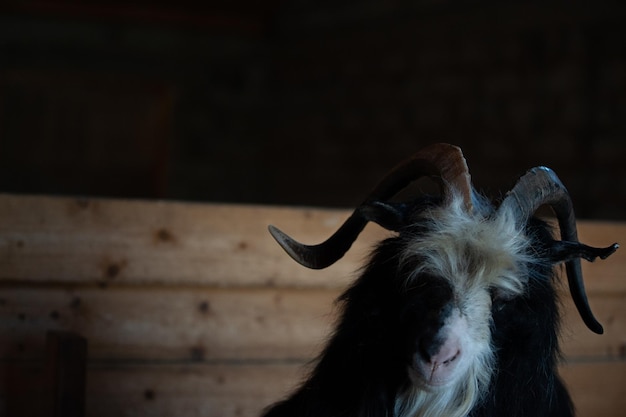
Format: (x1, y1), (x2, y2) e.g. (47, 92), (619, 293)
(262, 143), (618, 417)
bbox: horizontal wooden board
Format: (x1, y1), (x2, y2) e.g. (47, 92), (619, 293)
(2, 287), (624, 362)
(560, 361), (626, 417)
(0, 194), (388, 288)
(3, 361), (624, 417)
(1, 194), (624, 417)
(85, 364), (303, 417)
(1, 194), (624, 291)
(577, 221), (626, 294)
(0, 287), (337, 361)
(560, 294), (626, 358)
(0, 363), (303, 417)
(78, 361), (626, 417)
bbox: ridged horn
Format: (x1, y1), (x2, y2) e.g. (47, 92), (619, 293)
(498, 166), (618, 334)
(268, 143), (473, 269)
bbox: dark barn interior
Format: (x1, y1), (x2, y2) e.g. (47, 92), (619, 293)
(1, 1), (626, 218)
(1, 3), (626, 417)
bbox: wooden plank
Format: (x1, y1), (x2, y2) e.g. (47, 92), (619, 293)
(560, 361), (626, 417)
(0, 287), (337, 361)
(578, 222), (626, 294)
(26, 361), (626, 417)
(1, 194), (623, 291)
(2, 361), (622, 417)
(0, 194), (388, 288)
(84, 364), (302, 417)
(2, 287), (624, 362)
(0, 363), (302, 417)
(560, 294), (626, 359)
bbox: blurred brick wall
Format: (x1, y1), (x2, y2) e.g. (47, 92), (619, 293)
(1, 2), (625, 218)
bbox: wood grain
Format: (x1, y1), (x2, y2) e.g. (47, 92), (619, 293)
(0, 194), (624, 417)
(1, 287), (624, 362)
(0, 287), (336, 362)
(86, 361), (626, 417)
(2, 361), (620, 417)
(560, 361), (626, 417)
(1, 195), (623, 291)
(0, 194), (387, 288)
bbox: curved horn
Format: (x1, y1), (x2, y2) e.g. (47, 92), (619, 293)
(269, 143), (473, 269)
(498, 166), (618, 334)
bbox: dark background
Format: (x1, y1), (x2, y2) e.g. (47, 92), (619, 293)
(1, 1), (625, 219)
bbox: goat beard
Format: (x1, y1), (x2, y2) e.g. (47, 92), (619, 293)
(395, 348), (494, 417)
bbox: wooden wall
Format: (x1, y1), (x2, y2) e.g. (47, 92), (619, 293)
(0, 194), (625, 416)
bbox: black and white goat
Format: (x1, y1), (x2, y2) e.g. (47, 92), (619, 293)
(263, 143), (618, 417)
(265, 144), (618, 417)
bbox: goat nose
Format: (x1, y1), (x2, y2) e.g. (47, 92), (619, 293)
(414, 333), (463, 387)
(419, 335), (461, 366)
(430, 340), (461, 366)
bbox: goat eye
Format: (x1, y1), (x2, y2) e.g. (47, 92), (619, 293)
(490, 288), (509, 312)
(493, 299), (507, 312)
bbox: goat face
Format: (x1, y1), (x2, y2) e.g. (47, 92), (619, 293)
(355, 196), (530, 416)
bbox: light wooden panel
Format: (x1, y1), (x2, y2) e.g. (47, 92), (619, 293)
(0, 288), (337, 361)
(1, 287), (624, 362)
(0, 194), (390, 288)
(1, 194), (624, 291)
(560, 294), (626, 358)
(578, 221), (626, 294)
(84, 364), (302, 417)
(2, 361), (623, 417)
(560, 361), (626, 417)
(0, 194), (624, 417)
(84, 361), (626, 417)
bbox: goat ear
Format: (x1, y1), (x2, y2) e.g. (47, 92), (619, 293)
(547, 240), (618, 264)
(357, 201), (411, 232)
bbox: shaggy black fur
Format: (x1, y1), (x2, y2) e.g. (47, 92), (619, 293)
(468, 220), (575, 417)
(263, 236), (424, 417)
